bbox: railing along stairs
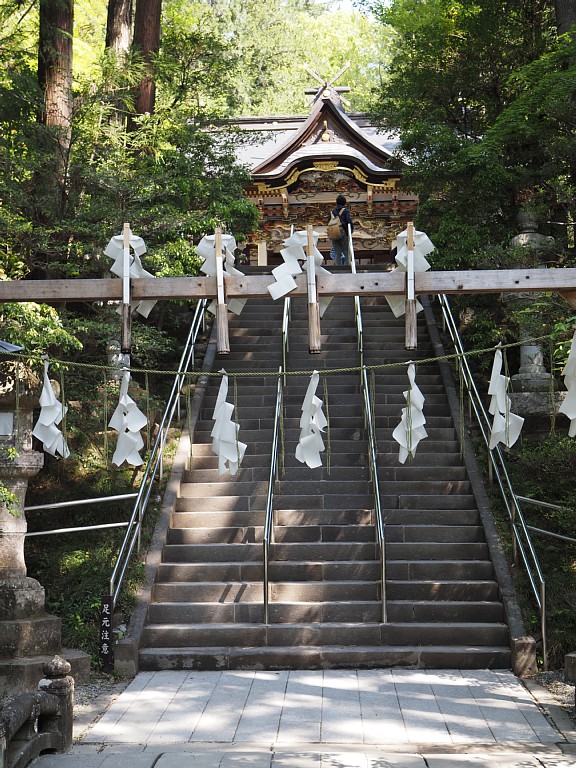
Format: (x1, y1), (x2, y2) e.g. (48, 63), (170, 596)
(350, 229), (387, 623)
(108, 298), (208, 610)
(438, 294), (548, 667)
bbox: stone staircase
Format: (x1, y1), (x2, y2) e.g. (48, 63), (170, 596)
(137, 287), (512, 671)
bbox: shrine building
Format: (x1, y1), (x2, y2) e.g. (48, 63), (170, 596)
(233, 76), (418, 264)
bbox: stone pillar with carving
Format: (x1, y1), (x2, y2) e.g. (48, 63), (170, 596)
(508, 207), (557, 420)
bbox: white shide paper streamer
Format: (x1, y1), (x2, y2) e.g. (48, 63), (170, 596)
(108, 370), (147, 466)
(295, 370), (327, 469)
(196, 234), (246, 316)
(392, 362), (427, 463)
(385, 227), (434, 318)
(104, 231), (157, 318)
(268, 230), (333, 317)
(487, 345), (524, 450)
(558, 330), (576, 436)
(211, 370), (246, 475)
(32, 359), (70, 459)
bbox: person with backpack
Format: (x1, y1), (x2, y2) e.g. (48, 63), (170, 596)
(327, 195), (354, 266)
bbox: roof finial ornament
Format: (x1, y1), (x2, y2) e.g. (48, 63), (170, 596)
(304, 62), (351, 107)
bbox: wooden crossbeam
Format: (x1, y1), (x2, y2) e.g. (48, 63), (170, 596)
(2, 268), (576, 303)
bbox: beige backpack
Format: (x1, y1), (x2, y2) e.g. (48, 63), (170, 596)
(327, 210), (344, 239)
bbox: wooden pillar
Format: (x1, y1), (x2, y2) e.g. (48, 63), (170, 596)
(257, 241), (268, 266)
(121, 222), (131, 355)
(215, 227), (230, 355)
(307, 225), (321, 354)
(405, 221), (417, 350)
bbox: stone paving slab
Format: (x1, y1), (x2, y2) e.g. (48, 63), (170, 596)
(79, 669), (563, 748)
(29, 669), (576, 767)
(29, 748), (576, 767)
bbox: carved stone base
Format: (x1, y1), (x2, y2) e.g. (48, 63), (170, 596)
(0, 650), (91, 695)
(0, 615), (61, 659)
(0, 576), (45, 619)
(511, 372), (554, 393)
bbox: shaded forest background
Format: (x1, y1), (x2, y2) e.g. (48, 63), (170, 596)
(0, 0), (575, 668)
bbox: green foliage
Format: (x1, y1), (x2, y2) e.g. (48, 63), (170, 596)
(0, 302), (83, 356)
(503, 434), (576, 666)
(368, 0), (573, 268)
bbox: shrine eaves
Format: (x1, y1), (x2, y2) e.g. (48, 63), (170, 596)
(232, 68), (418, 264)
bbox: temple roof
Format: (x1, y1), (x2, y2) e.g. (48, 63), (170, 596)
(233, 85), (401, 187)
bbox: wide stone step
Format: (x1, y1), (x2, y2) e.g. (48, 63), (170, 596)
(140, 621), (509, 648)
(155, 559), (496, 584)
(138, 644), (511, 671)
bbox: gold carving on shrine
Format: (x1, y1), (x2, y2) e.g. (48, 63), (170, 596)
(351, 167), (369, 184)
(281, 188), (289, 218)
(373, 178), (400, 192)
(313, 161), (340, 171)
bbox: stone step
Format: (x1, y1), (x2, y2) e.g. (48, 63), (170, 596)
(188, 443), (369, 463)
(140, 621), (510, 648)
(146, 599), (505, 625)
(387, 580), (500, 601)
(183, 465), (371, 484)
(152, 579), (500, 603)
(166, 524), (376, 545)
(138, 644), (511, 671)
(155, 559), (496, 583)
(171, 508), (374, 529)
(151, 580), (378, 603)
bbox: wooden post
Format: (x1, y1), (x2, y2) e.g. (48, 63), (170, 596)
(121, 222), (131, 355)
(215, 227), (230, 355)
(405, 221), (417, 350)
(307, 224), (321, 354)
(257, 241), (268, 266)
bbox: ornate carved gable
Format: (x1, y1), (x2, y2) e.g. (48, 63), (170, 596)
(241, 81), (418, 261)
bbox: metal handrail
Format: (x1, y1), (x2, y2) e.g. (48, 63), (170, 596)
(282, 297), (290, 384)
(109, 298), (208, 605)
(263, 367), (284, 624)
(437, 294), (547, 667)
(516, 496), (576, 544)
(349, 225), (363, 367)
(263, 296), (291, 623)
(361, 365), (387, 623)
(350, 240), (386, 622)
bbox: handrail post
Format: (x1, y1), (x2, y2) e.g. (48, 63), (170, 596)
(306, 225), (321, 353)
(263, 540), (269, 625)
(541, 581), (547, 671)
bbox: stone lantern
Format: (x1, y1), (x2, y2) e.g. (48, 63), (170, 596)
(508, 206), (558, 423)
(0, 360), (90, 693)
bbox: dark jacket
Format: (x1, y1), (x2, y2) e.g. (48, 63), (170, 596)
(332, 205), (354, 236)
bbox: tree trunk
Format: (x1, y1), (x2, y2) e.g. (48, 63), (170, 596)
(132, 0), (161, 116)
(37, 0), (74, 203)
(106, 0), (133, 57)
(38, 0), (74, 140)
(555, 0), (576, 36)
